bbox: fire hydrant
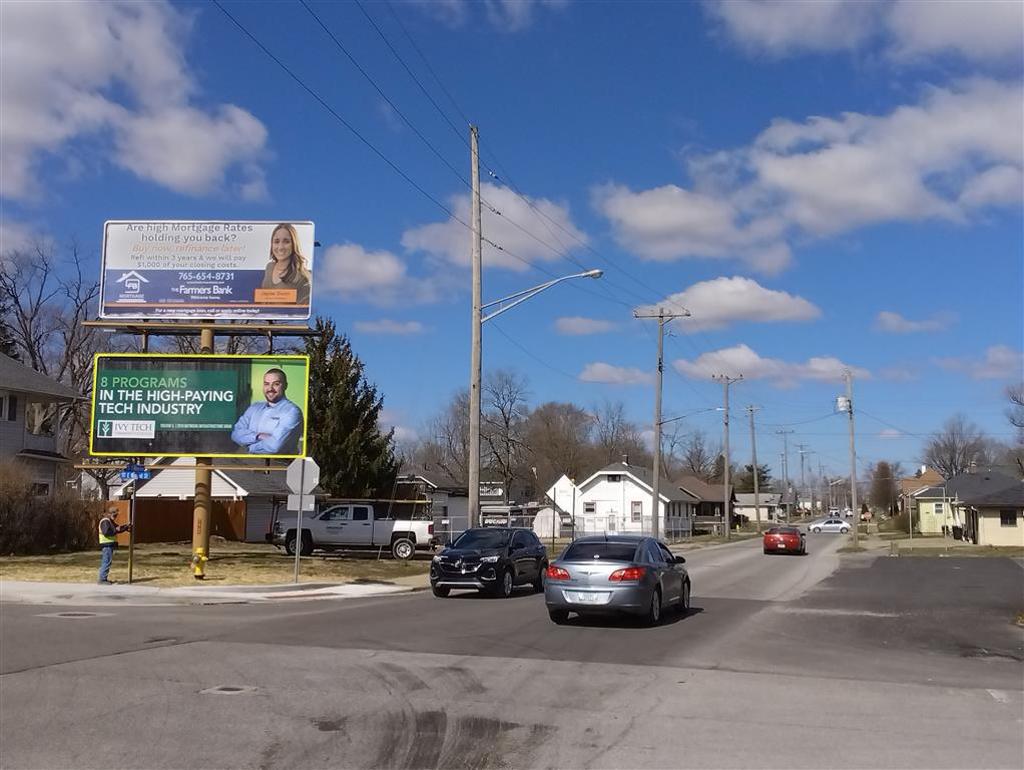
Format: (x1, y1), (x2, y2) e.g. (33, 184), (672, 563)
(191, 548), (208, 580)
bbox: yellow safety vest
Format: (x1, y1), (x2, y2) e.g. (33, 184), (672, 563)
(98, 517), (118, 545)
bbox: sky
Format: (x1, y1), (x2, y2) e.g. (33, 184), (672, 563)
(2, 0), (1022, 485)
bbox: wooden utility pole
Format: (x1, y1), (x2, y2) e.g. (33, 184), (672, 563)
(844, 369), (859, 548)
(713, 374), (742, 540)
(467, 125), (483, 529)
(634, 307), (690, 538)
(192, 326), (215, 558)
(747, 405), (762, 534)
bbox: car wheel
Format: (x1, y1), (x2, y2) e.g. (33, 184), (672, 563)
(812, 527), (822, 533)
(533, 563), (547, 593)
(431, 585), (450, 598)
(300, 532), (314, 556)
(391, 538), (415, 561)
(494, 569), (514, 598)
(840, 528), (849, 534)
(284, 533), (297, 556)
(644, 588), (662, 627)
(548, 608), (569, 624)
(678, 580), (691, 614)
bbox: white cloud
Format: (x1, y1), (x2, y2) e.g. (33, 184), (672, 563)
(598, 80), (1022, 272)
(555, 316), (617, 335)
(879, 365), (918, 382)
(704, 0), (876, 56)
(635, 276), (820, 331)
(579, 363), (654, 386)
(0, 220), (37, 254)
(878, 428), (902, 439)
(379, 408), (418, 445)
(874, 311), (955, 334)
(317, 243), (443, 306)
(402, 183), (588, 272)
(934, 345), (1024, 380)
(354, 319), (426, 335)
(704, 0), (1023, 64)
(592, 183), (792, 273)
(0, 0), (267, 200)
(673, 344), (870, 386)
(414, 0), (567, 31)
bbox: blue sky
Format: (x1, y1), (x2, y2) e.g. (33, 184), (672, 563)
(2, 0), (1022, 483)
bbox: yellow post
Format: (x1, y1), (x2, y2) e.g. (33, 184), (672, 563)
(192, 326), (214, 563)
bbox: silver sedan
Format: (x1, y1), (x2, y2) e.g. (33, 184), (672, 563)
(544, 535), (690, 626)
(808, 518), (851, 534)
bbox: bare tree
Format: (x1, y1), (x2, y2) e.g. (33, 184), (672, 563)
(592, 400), (648, 465)
(412, 389), (471, 484)
(680, 429), (718, 481)
(521, 401), (594, 496)
(922, 414), (987, 480)
(0, 240), (123, 497)
(1007, 383), (1024, 442)
(481, 369), (530, 501)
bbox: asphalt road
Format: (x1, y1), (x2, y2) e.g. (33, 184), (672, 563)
(2, 534), (1022, 769)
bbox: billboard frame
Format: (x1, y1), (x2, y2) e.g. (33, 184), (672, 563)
(88, 352), (311, 460)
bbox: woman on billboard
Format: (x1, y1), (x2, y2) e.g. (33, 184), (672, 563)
(262, 223), (311, 305)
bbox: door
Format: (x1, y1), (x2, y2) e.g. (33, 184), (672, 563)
(510, 530), (534, 584)
(319, 505), (349, 543)
(350, 505), (374, 546)
(657, 541), (683, 603)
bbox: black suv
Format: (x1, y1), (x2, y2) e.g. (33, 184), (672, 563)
(430, 527), (548, 598)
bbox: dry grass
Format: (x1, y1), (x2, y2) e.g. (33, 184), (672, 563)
(0, 539), (430, 587)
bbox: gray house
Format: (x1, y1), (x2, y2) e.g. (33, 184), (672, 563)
(0, 354), (82, 495)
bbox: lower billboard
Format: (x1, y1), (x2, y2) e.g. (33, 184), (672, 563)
(89, 354), (310, 459)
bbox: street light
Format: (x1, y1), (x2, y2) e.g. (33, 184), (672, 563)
(468, 268), (603, 527)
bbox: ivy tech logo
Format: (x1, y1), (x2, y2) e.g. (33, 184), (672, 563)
(98, 420), (112, 437)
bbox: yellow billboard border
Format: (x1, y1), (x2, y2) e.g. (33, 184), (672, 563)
(89, 352), (311, 460)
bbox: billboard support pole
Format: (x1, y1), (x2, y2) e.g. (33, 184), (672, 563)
(192, 326), (215, 562)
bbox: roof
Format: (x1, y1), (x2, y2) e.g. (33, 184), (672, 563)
(734, 493), (781, 506)
(399, 466), (467, 491)
(674, 474), (732, 503)
(581, 462), (699, 503)
(16, 448), (71, 463)
(899, 467), (944, 493)
(960, 485), (1024, 507)
(946, 469), (1020, 501)
(0, 355), (82, 401)
(911, 485), (947, 498)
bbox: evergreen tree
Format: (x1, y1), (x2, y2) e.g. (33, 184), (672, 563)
(734, 463), (772, 493)
(304, 317), (398, 497)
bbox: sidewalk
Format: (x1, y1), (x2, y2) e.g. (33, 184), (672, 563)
(0, 571), (431, 607)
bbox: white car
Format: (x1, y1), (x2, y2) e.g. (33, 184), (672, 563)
(808, 518), (851, 534)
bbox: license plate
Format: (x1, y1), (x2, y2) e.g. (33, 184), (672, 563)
(569, 591), (605, 604)
(777, 543), (786, 548)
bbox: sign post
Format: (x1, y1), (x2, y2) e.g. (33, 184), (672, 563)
(118, 461), (150, 584)
(286, 457), (320, 583)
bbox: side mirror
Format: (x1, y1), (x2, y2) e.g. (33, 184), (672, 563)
(673, 555), (686, 564)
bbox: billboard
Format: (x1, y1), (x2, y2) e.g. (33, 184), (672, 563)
(89, 354), (310, 459)
(100, 221), (315, 320)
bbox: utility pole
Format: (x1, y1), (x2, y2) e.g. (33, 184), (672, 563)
(635, 307), (689, 539)
(467, 125), (483, 529)
(839, 369), (860, 548)
(713, 374), (742, 540)
(797, 445), (814, 514)
(776, 429), (794, 487)
(747, 405), (762, 534)
(192, 325), (214, 560)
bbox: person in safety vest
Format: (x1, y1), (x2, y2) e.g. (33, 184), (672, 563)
(97, 507), (130, 585)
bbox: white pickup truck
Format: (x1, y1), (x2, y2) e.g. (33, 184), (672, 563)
(270, 501), (437, 560)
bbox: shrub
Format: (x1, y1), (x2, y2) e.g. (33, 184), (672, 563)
(0, 463), (96, 554)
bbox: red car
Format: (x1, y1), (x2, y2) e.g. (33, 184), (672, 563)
(763, 526), (806, 555)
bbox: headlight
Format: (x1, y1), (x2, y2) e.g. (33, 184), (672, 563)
(432, 555), (442, 563)
(480, 555), (500, 563)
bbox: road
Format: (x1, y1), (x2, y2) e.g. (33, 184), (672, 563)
(2, 534), (1022, 769)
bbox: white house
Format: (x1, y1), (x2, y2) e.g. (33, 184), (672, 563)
(734, 493), (782, 525)
(567, 462), (697, 538)
(398, 467), (469, 541)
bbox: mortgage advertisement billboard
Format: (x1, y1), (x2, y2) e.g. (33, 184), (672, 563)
(99, 221), (315, 320)
(89, 354), (310, 459)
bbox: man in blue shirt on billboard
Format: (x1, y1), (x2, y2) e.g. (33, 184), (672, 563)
(231, 368), (303, 455)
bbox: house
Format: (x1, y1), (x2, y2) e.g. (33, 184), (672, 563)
(573, 462), (697, 538)
(675, 474), (734, 532)
(109, 456), (320, 543)
(398, 466), (469, 541)
(899, 466), (945, 522)
(733, 493), (782, 525)
(0, 354), (82, 496)
(909, 485), (955, 535)
(945, 469), (1024, 547)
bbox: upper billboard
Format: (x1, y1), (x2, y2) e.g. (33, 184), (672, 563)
(99, 221), (315, 320)
(89, 353), (310, 459)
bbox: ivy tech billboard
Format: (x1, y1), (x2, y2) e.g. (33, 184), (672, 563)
(89, 354), (310, 459)
(99, 221), (315, 320)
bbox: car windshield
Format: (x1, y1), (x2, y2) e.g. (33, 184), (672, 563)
(777, 527), (801, 535)
(562, 541), (638, 562)
(452, 529), (511, 550)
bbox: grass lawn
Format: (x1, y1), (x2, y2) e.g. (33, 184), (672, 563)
(0, 539), (431, 587)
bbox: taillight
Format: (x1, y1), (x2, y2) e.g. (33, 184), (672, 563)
(609, 566), (646, 582)
(546, 566), (570, 581)
(428, 523), (434, 535)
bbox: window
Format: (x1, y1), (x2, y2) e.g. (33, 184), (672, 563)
(607, 474), (621, 483)
(352, 507), (370, 521)
(30, 483), (50, 496)
(320, 506), (349, 521)
(24, 401), (56, 436)
(511, 531), (528, 549)
(1000, 510), (1018, 527)
(631, 501), (642, 522)
(1, 394), (16, 421)
(563, 541), (637, 562)
(644, 542), (664, 564)
(934, 502), (944, 514)
(657, 544), (675, 563)
(584, 502), (596, 514)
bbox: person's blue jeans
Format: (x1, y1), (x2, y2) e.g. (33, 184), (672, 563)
(98, 545), (115, 583)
